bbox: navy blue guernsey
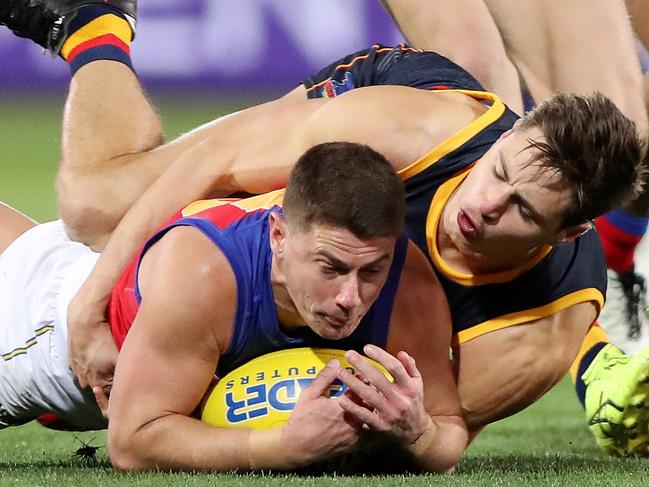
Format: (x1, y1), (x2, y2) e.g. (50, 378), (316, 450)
(303, 45), (607, 343)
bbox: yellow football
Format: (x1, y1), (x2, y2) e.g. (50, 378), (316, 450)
(201, 347), (392, 429)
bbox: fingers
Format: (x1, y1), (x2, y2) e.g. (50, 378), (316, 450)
(364, 344), (415, 385)
(345, 348), (402, 404)
(397, 350), (421, 380)
(92, 386), (109, 419)
(301, 359), (341, 399)
(75, 368), (89, 389)
(339, 393), (381, 429)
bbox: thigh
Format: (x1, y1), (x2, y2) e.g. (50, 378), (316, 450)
(380, 0), (522, 112)
(487, 0), (646, 130)
(453, 302), (596, 429)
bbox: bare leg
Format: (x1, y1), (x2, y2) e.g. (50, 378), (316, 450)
(57, 61), (163, 247)
(0, 203), (36, 254)
(380, 0), (523, 114)
(453, 303), (595, 429)
(486, 0), (647, 137)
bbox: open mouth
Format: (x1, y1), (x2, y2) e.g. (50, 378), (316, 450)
(457, 209), (480, 239)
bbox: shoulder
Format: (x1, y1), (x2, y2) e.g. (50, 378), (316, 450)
(137, 225), (238, 351)
(308, 86), (488, 171)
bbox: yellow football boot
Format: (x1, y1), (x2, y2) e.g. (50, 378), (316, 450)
(583, 344), (649, 456)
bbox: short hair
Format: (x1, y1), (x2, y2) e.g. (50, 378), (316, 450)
(517, 92), (646, 228)
(283, 142), (405, 238)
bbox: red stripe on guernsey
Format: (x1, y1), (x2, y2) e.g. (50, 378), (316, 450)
(595, 216), (642, 272)
(67, 34), (130, 63)
(428, 85), (450, 90)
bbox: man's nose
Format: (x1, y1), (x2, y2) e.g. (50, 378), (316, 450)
(335, 274), (362, 310)
(480, 191), (510, 224)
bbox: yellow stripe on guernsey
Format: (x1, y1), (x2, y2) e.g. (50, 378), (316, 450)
(60, 14), (133, 59)
(397, 90), (506, 180)
(455, 288), (605, 345)
(1, 322), (55, 362)
(568, 323), (610, 380)
(181, 189), (286, 217)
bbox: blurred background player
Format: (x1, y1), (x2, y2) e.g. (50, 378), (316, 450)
(380, 0), (649, 355)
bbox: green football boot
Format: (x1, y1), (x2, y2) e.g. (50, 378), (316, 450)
(583, 344), (649, 455)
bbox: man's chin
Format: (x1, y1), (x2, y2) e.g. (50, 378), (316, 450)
(314, 319), (357, 341)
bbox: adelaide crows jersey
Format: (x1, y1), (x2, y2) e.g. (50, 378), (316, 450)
(305, 45), (606, 343)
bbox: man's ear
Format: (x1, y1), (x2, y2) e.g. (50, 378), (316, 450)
(268, 211), (288, 257)
(554, 222), (593, 245)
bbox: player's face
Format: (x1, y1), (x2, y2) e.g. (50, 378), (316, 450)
(275, 222), (396, 340)
(443, 127), (576, 262)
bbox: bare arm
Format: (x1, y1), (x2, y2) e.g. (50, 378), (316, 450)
(337, 241), (467, 473)
(454, 301), (596, 430)
(66, 95), (326, 388)
(107, 226), (363, 471)
(68, 86), (477, 390)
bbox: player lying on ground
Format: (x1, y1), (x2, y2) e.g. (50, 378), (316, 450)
(0, 142), (467, 472)
(2, 0), (648, 456)
(380, 0), (649, 354)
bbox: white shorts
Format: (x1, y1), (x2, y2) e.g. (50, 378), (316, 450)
(0, 220), (106, 430)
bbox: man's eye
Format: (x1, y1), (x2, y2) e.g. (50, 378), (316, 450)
(518, 205), (533, 223)
(361, 267), (382, 275)
(491, 166), (505, 181)
(320, 263), (337, 274)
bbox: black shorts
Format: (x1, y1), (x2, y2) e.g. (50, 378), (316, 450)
(303, 44), (485, 98)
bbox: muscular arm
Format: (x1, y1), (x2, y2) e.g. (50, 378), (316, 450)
(454, 301), (597, 431)
(107, 226), (363, 471)
(386, 241), (467, 472)
(107, 226), (248, 470)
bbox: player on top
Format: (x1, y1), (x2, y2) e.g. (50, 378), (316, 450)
(380, 0), (649, 353)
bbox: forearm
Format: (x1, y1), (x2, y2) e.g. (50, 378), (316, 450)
(409, 415), (468, 474)
(109, 414), (257, 471)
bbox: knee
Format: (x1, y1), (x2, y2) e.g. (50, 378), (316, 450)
(56, 173), (118, 250)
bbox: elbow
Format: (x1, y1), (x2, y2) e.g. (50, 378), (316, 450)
(108, 427), (151, 472)
(420, 416), (468, 474)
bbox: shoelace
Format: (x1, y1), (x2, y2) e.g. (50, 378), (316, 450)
(616, 270), (648, 340)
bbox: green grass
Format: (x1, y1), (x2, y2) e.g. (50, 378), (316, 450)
(1, 97), (649, 485)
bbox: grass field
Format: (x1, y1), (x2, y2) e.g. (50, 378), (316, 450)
(1, 97), (649, 485)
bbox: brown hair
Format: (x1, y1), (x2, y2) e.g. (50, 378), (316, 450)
(517, 92), (646, 228)
(283, 142), (405, 238)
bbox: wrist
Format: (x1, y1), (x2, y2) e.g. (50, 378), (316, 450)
(248, 428), (295, 471)
(407, 416), (436, 458)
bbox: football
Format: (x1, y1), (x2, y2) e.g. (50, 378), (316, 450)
(201, 347), (392, 429)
